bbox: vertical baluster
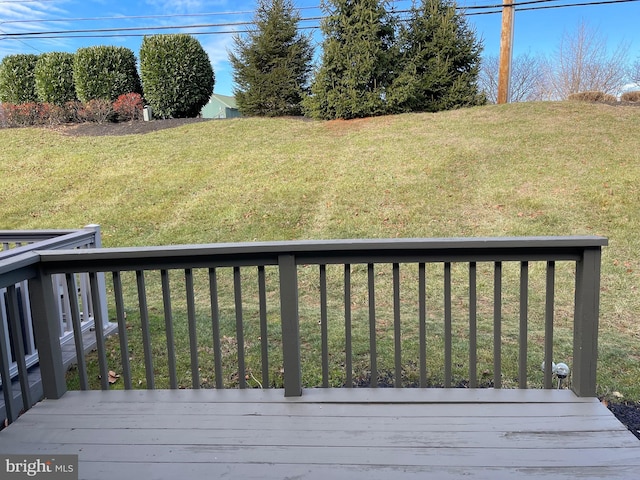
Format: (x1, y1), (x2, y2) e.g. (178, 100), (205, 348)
(19, 282), (36, 356)
(494, 262), (502, 389)
(209, 268), (223, 389)
(234, 266), (246, 389)
(89, 272), (109, 390)
(160, 270), (178, 390)
(6, 286), (31, 412)
(80, 273), (92, 326)
(367, 263), (377, 388)
(418, 263), (427, 388)
(258, 266), (269, 388)
(185, 269), (200, 389)
(58, 274), (72, 334)
(65, 274), (88, 391)
(54, 274), (66, 337)
(469, 262), (477, 389)
(344, 264), (352, 388)
(112, 271), (132, 390)
(519, 262), (529, 389)
(544, 261), (555, 389)
(393, 263), (402, 388)
(444, 262), (452, 388)
(319, 265), (329, 388)
(136, 270), (155, 389)
(0, 295), (16, 423)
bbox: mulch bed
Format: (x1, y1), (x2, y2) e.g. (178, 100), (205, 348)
(606, 402), (640, 440)
(55, 117), (213, 137)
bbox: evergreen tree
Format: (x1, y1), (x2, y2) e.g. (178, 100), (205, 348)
(229, 0), (313, 117)
(304, 0), (396, 120)
(387, 0), (485, 113)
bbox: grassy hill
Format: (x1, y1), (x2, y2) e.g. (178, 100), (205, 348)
(1, 101), (639, 399)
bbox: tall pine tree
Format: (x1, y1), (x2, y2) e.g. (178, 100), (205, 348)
(387, 0), (485, 113)
(230, 0), (313, 117)
(303, 0), (396, 120)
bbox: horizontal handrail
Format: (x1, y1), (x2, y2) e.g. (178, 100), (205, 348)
(0, 229), (81, 242)
(0, 252), (39, 289)
(35, 236), (607, 273)
(0, 229), (98, 262)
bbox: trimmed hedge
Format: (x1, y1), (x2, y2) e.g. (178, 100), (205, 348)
(74, 46), (142, 102)
(140, 34), (214, 118)
(35, 52), (77, 105)
(0, 54), (39, 104)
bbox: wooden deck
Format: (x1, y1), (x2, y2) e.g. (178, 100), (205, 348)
(0, 389), (638, 479)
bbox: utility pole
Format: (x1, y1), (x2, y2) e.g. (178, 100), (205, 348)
(497, 0), (515, 104)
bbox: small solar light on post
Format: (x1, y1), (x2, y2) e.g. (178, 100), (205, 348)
(556, 363), (570, 389)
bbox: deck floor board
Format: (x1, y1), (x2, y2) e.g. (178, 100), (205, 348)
(0, 389), (637, 479)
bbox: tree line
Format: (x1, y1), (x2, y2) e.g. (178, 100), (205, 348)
(232, 0), (484, 119)
(2, 0), (637, 125)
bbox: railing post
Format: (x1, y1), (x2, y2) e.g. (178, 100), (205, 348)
(572, 247), (602, 397)
(279, 254), (302, 397)
(28, 269), (67, 400)
(84, 224), (109, 330)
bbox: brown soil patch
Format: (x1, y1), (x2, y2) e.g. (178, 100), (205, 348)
(324, 116), (380, 135)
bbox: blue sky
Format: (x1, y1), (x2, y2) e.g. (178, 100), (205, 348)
(0, 0), (638, 96)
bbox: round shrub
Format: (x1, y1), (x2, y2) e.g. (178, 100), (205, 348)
(0, 54), (39, 104)
(74, 46), (142, 102)
(140, 34), (215, 118)
(35, 52), (76, 105)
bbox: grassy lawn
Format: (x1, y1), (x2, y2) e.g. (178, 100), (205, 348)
(1, 101), (639, 400)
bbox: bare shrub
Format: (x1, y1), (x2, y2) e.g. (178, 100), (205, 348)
(620, 91), (640, 103)
(77, 99), (115, 123)
(568, 91), (617, 103)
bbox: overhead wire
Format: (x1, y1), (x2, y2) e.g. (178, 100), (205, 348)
(0, 0), (637, 40)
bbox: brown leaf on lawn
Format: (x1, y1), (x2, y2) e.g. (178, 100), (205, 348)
(108, 370), (120, 384)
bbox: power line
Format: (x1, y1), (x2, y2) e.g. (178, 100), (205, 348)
(0, 6), (323, 25)
(0, 0), (637, 40)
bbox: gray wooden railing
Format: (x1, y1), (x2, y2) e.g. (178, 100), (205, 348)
(0, 226), (109, 379)
(0, 226), (110, 422)
(0, 235), (607, 424)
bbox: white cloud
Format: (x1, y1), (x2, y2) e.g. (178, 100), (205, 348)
(143, 0), (229, 13)
(0, 1), (73, 57)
